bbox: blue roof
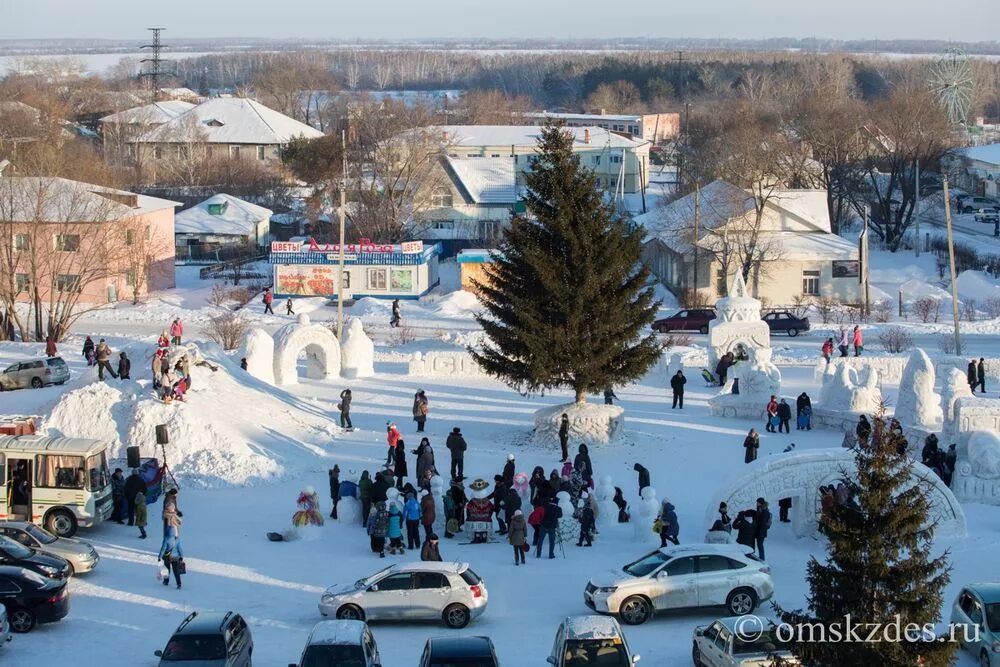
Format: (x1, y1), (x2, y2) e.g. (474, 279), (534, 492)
(271, 243), (441, 266)
(457, 249), (494, 263)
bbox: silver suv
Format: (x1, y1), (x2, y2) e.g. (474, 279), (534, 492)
(584, 544), (774, 625)
(0, 357), (69, 391)
(319, 562), (488, 629)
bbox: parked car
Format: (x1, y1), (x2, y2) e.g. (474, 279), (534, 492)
(0, 606), (11, 648)
(419, 636), (499, 667)
(949, 583), (1000, 667)
(155, 611), (253, 666)
(652, 309), (717, 335)
(959, 196), (1000, 214)
(319, 562), (487, 629)
(0, 522), (99, 574)
(583, 544), (773, 626)
(975, 209), (1000, 224)
(692, 617), (797, 667)
(0, 357), (69, 391)
(0, 535), (72, 580)
(548, 615), (640, 666)
(762, 311), (810, 337)
(0, 565), (70, 633)
(289, 620), (381, 667)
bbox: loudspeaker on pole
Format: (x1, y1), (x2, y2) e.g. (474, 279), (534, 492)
(155, 424), (169, 445)
(126, 446), (141, 469)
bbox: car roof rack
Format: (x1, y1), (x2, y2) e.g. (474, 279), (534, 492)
(177, 611), (198, 631)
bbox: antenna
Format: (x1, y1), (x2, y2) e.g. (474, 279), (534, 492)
(140, 27), (167, 102)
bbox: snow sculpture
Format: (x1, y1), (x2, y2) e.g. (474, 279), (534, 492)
(385, 486), (404, 514)
(632, 486), (659, 545)
(941, 368), (975, 443)
(340, 318), (375, 379)
(533, 402), (625, 448)
(951, 429), (1000, 506)
(291, 486), (324, 541)
(429, 475), (446, 535)
(707, 273), (770, 369)
(513, 472), (530, 503)
(667, 353), (684, 378)
(967, 431), (1000, 479)
(336, 494), (361, 525)
(896, 349), (942, 430)
(465, 479), (493, 543)
(239, 328), (275, 384)
(595, 475), (618, 530)
(556, 491), (577, 550)
(818, 362), (881, 414)
(710, 346), (782, 419)
(272, 313), (342, 386)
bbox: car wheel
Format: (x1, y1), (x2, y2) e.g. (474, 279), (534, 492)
(336, 604), (364, 621)
(692, 642), (704, 667)
(787, 328), (799, 337)
(699, 325), (709, 335)
(726, 588), (758, 616)
(443, 604), (470, 629)
(45, 509), (78, 538)
(9, 608), (35, 633)
(981, 650), (991, 667)
(618, 596), (652, 626)
(31, 377), (43, 389)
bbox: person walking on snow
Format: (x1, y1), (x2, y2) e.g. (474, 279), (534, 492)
(502, 454), (516, 489)
(412, 390), (428, 433)
(765, 396), (779, 432)
(852, 325), (863, 356)
(574, 444), (593, 485)
(633, 463), (650, 494)
(82, 335), (95, 365)
(670, 370), (686, 409)
(386, 503), (404, 555)
(446, 427), (467, 481)
(977, 358), (987, 393)
(508, 509), (528, 565)
(134, 490), (148, 539)
(403, 492), (421, 549)
(124, 468), (145, 525)
(285, 298), (294, 315)
(743, 429), (760, 463)
(95, 339), (118, 380)
(420, 533), (442, 561)
(390, 299), (401, 327)
(367, 501), (388, 557)
(117, 351), (131, 380)
(603, 387), (618, 405)
(536, 496), (562, 559)
(821, 337), (834, 361)
(386, 422), (401, 467)
(328, 466), (341, 519)
(416, 439), (436, 489)
(169, 318), (183, 345)
(338, 389), (353, 430)
(776, 398), (792, 434)
(558, 414), (570, 462)
(262, 287), (274, 314)
(394, 441), (408, 490)
(577, 493), (596, 547)
(420, 489), (436, 539)
(838, 327), (850, 357)
(110, 468), (125, 523)
(45, 334), (57, 358)
(754, 497), (771, 560)
(796, 392), (812, 430)
(358, 471), (373, 525)
(658, 498), (679, 547)
(968, 360), (978, 390)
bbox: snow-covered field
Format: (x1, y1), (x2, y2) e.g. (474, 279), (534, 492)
(1, 259), (998, 666)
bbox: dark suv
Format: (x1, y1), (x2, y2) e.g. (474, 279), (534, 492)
(652, 309), (717, 335)
(762, 311), (810, 337)
(156, 611), (253, 666)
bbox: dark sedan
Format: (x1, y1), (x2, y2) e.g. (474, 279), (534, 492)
(762, 311), (810, 337)
(0, 565), (70, 633)
(0, 535), (72, 581)
(420, 636), (500, 667)
(652, 309), (717, 335)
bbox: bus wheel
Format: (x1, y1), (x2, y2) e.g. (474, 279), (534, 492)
(46, 510), (78, 538)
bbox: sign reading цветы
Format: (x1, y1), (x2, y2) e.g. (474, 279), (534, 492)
(271, 238), (425, 254)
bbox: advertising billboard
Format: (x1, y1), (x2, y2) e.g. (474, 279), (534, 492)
(274, 265), (338, 297)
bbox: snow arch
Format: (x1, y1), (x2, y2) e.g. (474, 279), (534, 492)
(707, 448), (966, 538)
(273, 314), (342, 386)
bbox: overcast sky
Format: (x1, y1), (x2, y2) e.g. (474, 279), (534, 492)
(2, 0), (995, 42)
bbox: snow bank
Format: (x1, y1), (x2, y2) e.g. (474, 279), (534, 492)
(349, 298), (391, 318)
(46, 381), (130, 449)
(899, 277), (954, 306)
(533, 402), (625, 448)
(433, 290), (482, 318)
(340, 318), (375, 379)
(956, 270), (1000, 303)
(818, 362), (881, 413)
(239, 327), (275, 384)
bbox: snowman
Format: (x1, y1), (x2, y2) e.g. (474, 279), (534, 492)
(385, 486), (405, 514)
(465, 479), (494, 544)
(595, 475), (618, 530)
(291, 486), (324, 541)
(429, 475), (447, 535)
(633, 486), (659, 545)
(556, 491), (577, 552)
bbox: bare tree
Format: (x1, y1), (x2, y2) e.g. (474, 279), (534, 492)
(251, 53), (337, 129)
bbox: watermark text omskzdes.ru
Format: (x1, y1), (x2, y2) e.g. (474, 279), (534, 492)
(734, 613), (980, 644)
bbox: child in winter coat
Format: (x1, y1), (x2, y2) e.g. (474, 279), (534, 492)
(117, 352), (131, 380)
(420, 490), (436, 539)
(367, 502), (388, 557)
(404, 493), (421, 550)
(420, 534), (442, 561)
(508, 509), (528, 565)
(386, 422), (401, 467)
(387, 504), (404, 555)
(134, 491), (148, 539)
(576, 493), (595, 547)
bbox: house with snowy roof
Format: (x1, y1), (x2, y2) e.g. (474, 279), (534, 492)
(637, 180), (860, 305)
(174, 193), (273, 261)
(948, 143), (1000, 199)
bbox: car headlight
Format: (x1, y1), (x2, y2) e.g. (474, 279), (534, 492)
(39, 565), (60, 575)
(597, 586), (618, 594)
(321, 594), (335, 604)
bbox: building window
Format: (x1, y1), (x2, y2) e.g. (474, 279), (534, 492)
(125, 229), (136, 246)
(802, 270), (821, 296)
(230, 145), (241, 159)
(367, 268), (386, 290)
(490, 154), (500, 158)
(593, 155), (601, 165)
(256, 146), (265, 160)
(153, 146), (163, 159)
(430, 190), (453, 208)
(341, 271), (351, 289)
(125, 269), (138, 287)
(14, 234), (30, 251)
(54, 274), (81, 292)
(629, 125), (640, 135)
(430, 221), (454, 230)
(716, 269), (728, 297)
(611, 155), (623, 164)
(15, 273), (29, 293)
(54, 234), (80, 252)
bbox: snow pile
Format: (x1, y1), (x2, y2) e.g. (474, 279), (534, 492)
(349, 297), (392, 318)
(896, 348), (942, 429)
(433, 290), (482, 318)
(272, 314), (341, 386)
(340, 318), (375, 379)
(899, 277), (954, 306)
(45, 381), (130, 448)
(533, 402), (625, 448)
(239, 327), (275, 384)
(956, 270), (1000, 303)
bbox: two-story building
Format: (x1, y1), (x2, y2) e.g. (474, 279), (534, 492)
(948, 143), (1000, 198)
(522, 111), (680, 144)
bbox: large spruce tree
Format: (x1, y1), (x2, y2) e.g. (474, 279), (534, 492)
(470, 125), (661, 403)
(777, 417), (954, 666)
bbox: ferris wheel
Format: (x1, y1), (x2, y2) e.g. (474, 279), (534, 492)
(928, 48), (974, 125)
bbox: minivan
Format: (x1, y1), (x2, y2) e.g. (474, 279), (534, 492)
(0, 357), (69, 391)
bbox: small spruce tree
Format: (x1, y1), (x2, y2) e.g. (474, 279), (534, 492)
(470, 125), (661, 402)
(776, 416), (954, 666)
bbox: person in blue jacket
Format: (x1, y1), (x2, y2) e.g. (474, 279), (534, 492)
(403, 492), (422, 550)
(387, 503), (404, 555)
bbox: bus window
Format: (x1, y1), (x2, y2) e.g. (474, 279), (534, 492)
(87, 451), (110, 492)
(37, 455), (85, 490)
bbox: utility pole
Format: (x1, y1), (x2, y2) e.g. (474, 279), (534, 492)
(692, 183), (700, 292)
(861, 205), (871, 316)
(942, 174), (962, 355)
(336, 129), (348, 340)
(914, 158), (920, 256)
(139, 27), (167, 103)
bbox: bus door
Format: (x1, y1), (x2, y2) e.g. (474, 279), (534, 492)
(6, 457), (31, 521)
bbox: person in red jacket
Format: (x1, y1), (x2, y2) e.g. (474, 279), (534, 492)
(765, 395), (779, 433)
(821, 338), (834, 361)
(385, 422), (401, 467)
(262, 287), (274, 314)
(852, 325), (863, 357)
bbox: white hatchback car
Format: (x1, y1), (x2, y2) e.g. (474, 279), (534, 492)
(548, 615), (639, 667)
(584, 544), (773, 625)
(319, 562), (487, 629)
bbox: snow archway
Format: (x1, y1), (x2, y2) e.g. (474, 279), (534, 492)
(272, 314), (342, 386)
(708, 448), (966, 538)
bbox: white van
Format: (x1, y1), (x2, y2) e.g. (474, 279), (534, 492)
(0, 436), (113, 537)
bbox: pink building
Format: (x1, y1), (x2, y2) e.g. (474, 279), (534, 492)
(1, 176), (178, 304)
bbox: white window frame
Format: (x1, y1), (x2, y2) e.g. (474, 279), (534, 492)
(15, 273), (29, 293)
(367, 268), (387, 291)
(54, 234), (80, 252)
(13, 234), (30, 251)
(54, 274), (81, 293)
(802, 270), (821, 297)
(256, 145), (265, 160)
(430, 190), (454, 208)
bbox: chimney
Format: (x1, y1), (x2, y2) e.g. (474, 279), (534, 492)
(599, 108), (606, 116)
(584, 128), (591, 144)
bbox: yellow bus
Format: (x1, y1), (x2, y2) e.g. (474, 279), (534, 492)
(0, 435), (113, 537)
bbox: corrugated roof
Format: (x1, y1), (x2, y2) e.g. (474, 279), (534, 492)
(444, 156), (517, 204)
(526, 111), (645, 123)
(436, 125), (644, 150)
(100, 100), (195, 125)
(0, 176), (179, 222)
(138, 97), (323, 145)
(0, 435), (108, 454)
(174, 193), (272, 236)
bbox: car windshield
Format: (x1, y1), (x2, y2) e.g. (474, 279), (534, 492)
(987, 603), (1000, 633)
(0, 535), (34, 558)
(563, 639), (629, 666)
(302, 644), (366, 667)
(161, 635), (227, 661)
(623, 551), (669, 577)
(86, 451), (110, 492)
(359, 565), (392, 587)
(733, 629), (791, 655)
(428, 660), (495, 667)
(24, 524), (57, 545)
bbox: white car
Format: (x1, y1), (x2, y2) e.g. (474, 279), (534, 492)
(584, 544), (773, 625)
(692, 617), (797, 667)
(548, 615), (639, 667)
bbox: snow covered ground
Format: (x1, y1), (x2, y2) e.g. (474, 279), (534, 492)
(1, 262), (998, 666)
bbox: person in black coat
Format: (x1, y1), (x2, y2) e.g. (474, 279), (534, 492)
(536, 498), (562, 559)
(633, 463), (650, 494)
(921, 434), (940, 466)
(328, 466), (341, 519)
(754, 498), (771, 560)
(117, 352), (131, 380)
(856, 415), (872, 447)
(574, 444), (593, 484)
(123, 468), (145, 526)
(490, 476), (509, 534)
(776, 399), (792, 434)
(529, 466), (547, 506)
(734, 509), (757, 549)
(743, 429), (760, 464)
(968, 360), (978, 389)
(795, 392), (812, 430)
(371, 471), (389, 504)
(503, 486), (521, 531)
(577, 495), (595, 546)
(670, 370), (686, 409)
(613, 487), (629, 522)
(502, 454), (515, 488)
(558, 414), (570, 462)
(977, 358), (986, 393)
(394, 442), (408, 489)
(446, 427), (467, 481)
